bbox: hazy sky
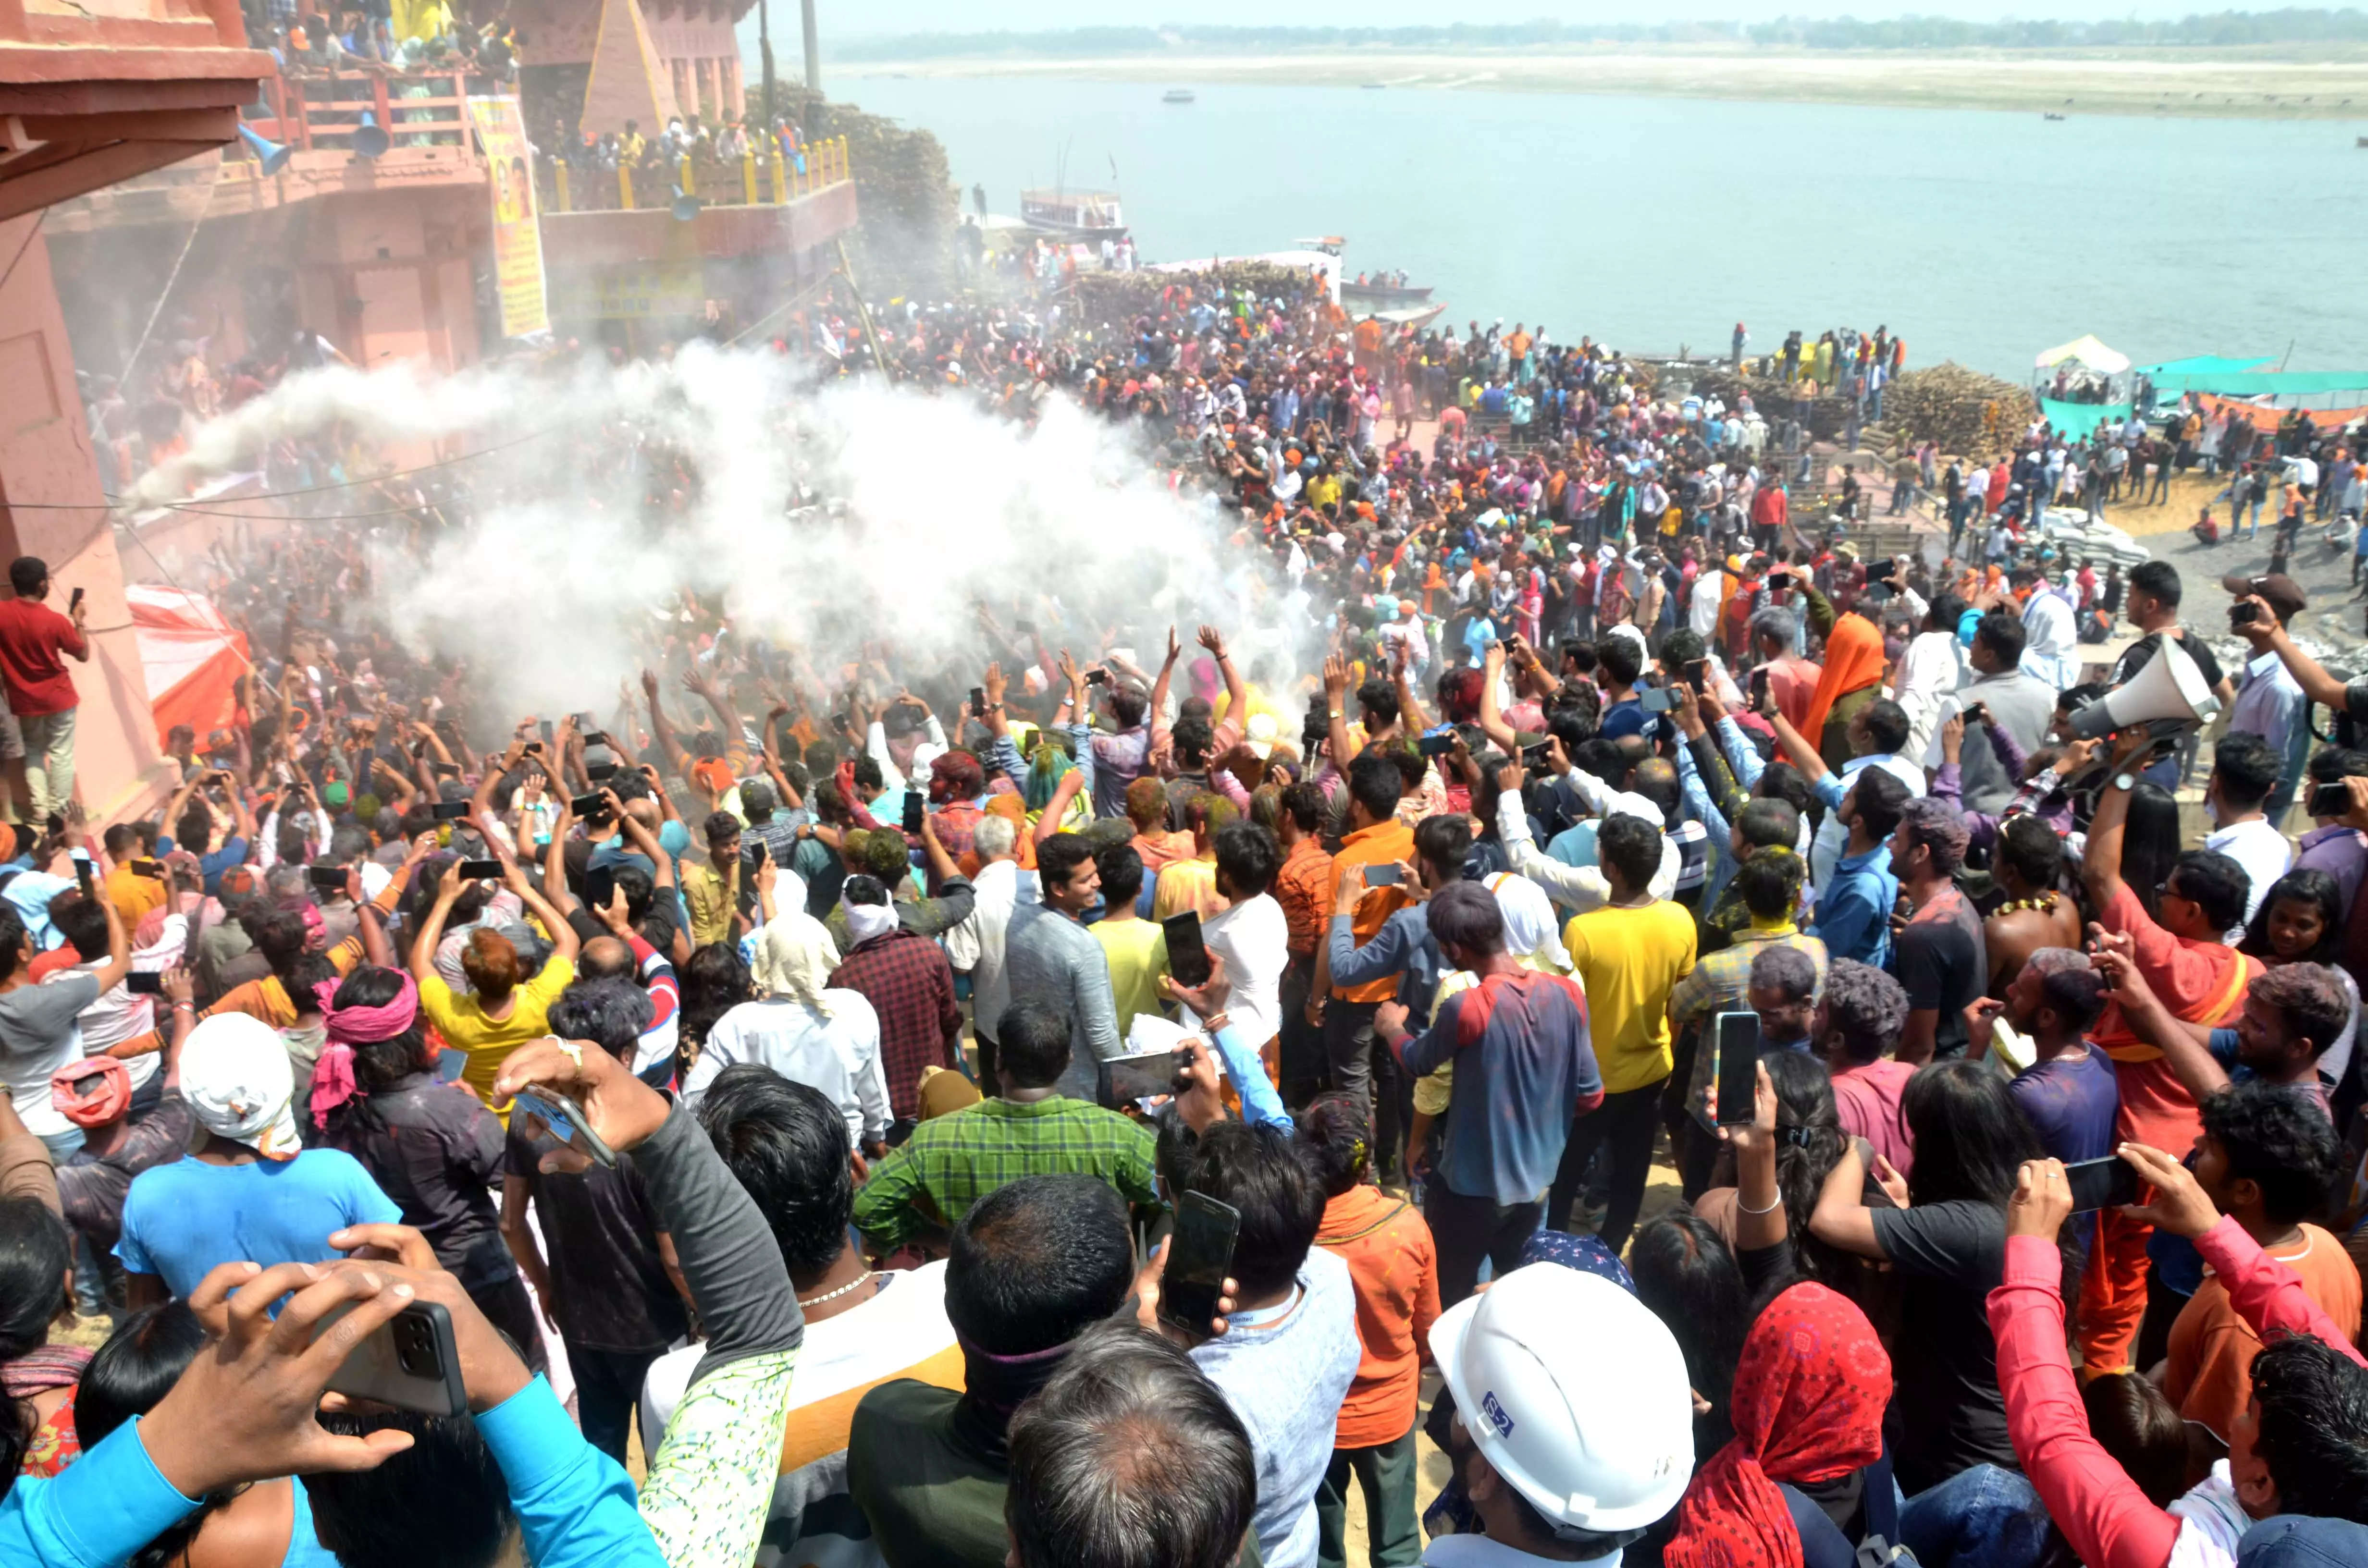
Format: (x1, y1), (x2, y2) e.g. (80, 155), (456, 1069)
(795, 0), (2229, 34)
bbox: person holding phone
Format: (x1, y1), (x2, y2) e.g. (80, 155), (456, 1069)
(0, 556), (90, 829)
(413, 852), (582, 1112)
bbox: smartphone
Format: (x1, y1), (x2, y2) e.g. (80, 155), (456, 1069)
(308, 864), (349, 891)
(1521, 742), (1553, 770)
(1419, 729), (1456, 758)
(1363, 861), (1403, 887)
(1750, 667), (1771, 709)
(586, 761), (618, 783)
(68, 587), (84, 613)
(1767, 571), (1795, 590)
(132, 859), (165, 879)
(584, 866), (617, 913)
(1684, 659), (1708, 695)
(455, 858), (503, 881)
(2065, 1154), (2142, 1213)
(435, 1049), (468, 1083)
(2231, 601), (2260, 626)
(1102, 1046), (1189, 1107)
(1640, 687), (1674, 713)
(742, 835), (770, 870)
(1163, 910), (1213, 988)
(124, 971), (166, 996)
(432, 762), (461, 780)
(901, 793), (925, 835)
(1085, 669), (1110, 687)
(1159, 1190), (1240, 1336)
(1961, 701), (1990, 729)
(321, 1298), (468, 1418)
(583, 730), (611, 748)
(830, 713), (853, 738)
(510, 1085), (617, 1166)
(429, 799), (470, 821)
(73, 858), (93, 897)
(1864, 557), (1895, 582)
(2310, 781), (2354, 818)
(969, 686), (988, 717)
(569, 791), (606, 817)
(538, 720), (554, 747)
(1714, 1011), (1761, 1126)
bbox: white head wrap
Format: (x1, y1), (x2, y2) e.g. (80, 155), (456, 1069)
(839, 894), (900, 949)
(181, 1013), (303, 1161)
(752, 913), (844, 1013)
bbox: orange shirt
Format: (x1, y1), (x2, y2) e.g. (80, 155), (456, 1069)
(1131, 829), (1195, 875)
(2165, 1224), (2361, 1443)
(1274, 836), (1335, 960)
(2093, 882), (2260, 1149)
(1328, 818), (1415, 1003)
(1315, 1184), (1441, 1448)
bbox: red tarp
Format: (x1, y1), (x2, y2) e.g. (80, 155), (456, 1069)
(2197, 392), (2368, 432)
(127, 584), (247, 746)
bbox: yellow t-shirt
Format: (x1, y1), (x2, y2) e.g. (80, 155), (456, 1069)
(1561, 903), (1697, 1095)
(106, 865), (166, 930)
(1092, 918), (1171, 1042)
(1152, 858), (1224, 924)
(419, 955), (578, 1115)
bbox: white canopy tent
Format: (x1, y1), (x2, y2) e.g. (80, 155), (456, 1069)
(2034, 335), (2132, 375)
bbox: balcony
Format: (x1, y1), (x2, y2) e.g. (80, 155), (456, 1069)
(41, 67), (514, 232)
(534, 135), (856, 267)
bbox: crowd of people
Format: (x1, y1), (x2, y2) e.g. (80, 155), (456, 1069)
(7, 270), (2368, 1568)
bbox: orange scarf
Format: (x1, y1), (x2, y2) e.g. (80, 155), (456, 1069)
(1801, 612), (1885, 743)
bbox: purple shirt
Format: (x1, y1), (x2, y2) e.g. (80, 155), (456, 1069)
(2296, 824), (2368, 920)
(2011, 1044), (2120, 1257)
(1087, 726), (1150, 820)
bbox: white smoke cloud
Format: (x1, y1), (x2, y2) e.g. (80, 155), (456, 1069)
(132, 344), (1315, 720)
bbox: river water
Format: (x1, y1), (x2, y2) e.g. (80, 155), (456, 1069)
(834, 73), (2368, 383)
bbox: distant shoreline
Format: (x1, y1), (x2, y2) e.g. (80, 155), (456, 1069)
(832, 47), (2368, 120)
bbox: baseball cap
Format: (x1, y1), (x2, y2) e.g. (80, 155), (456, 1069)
(2222, 572), (2306, 622)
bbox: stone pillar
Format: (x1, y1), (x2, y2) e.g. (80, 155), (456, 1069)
(0, 215), (168, 825)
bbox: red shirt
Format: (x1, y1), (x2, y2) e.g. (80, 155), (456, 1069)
(1989, 1220), (2365, 1568)
(0, 598), (85, 716)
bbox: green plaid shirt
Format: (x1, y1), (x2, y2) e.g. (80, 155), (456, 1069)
(852, 1095), (1162, 1251)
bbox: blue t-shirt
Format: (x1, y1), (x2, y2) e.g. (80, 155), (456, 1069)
(115, 1149), (401, 1299)
(2010, 1046), (2121, 1258)
(198, 836), (251, 899)
(1601, 699), (1647, 741)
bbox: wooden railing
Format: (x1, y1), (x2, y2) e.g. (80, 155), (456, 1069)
(537, 135), (850, 214)
(232, 69), (502, 158)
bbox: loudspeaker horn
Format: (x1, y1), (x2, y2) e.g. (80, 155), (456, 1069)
(351, 111), (390, 159)
(2068, 635), (2220, 739)
(670, 184), (701, 222)
(237, 123), (293, 176)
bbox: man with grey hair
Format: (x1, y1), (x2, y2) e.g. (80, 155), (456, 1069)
(943, 810), (1031, 1094)
(1888, 797), (1986, 1066)
(1817, 958), (1916, 1174)
(1750, 602), (1821, 732)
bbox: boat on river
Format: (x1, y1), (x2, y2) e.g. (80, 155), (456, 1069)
(1020, 188), (1127, 244)
(1163, 88), (1196, 104)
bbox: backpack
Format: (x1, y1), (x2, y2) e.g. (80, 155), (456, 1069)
(1779, 1449), (1921, 1568)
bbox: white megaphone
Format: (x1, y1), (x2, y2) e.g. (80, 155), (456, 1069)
(2067, 635), (2220, 739)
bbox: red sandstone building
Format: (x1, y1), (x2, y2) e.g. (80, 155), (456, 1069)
(1, 0), (854, 819)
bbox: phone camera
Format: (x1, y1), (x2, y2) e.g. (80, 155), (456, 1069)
(390, 1312), (443, 1378)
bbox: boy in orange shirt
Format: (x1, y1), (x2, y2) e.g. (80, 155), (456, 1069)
(2162, 1079), (2358, 1459)
(1304, 1093), (1438, 1568)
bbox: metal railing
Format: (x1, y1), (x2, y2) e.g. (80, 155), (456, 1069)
(537, 136), (850, 214)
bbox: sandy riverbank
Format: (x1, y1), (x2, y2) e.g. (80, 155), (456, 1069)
(836, 46), (2368, 120)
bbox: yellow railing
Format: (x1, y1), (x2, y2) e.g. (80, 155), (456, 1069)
(539, 136), (849, 215)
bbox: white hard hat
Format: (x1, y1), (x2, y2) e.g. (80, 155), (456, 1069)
(1429, 1263), (1693, 1537)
